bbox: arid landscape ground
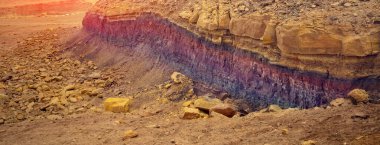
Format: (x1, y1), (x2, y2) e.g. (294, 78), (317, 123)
(0, 0), (380, 145)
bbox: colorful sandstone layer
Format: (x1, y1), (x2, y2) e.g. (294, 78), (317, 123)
(80, 0), (380, 108)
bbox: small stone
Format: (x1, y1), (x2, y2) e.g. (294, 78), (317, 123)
(170, 72), (187, 84)
(268, 105), (282, 112)
(351, 112), (370, 120)
(0, 119), (4, 124)
(331, 2), (340, 7)
(88, 72), (101, 79)
(145, 124), (160, 128)
(348, 89), (369, 103)
(301, 140), (317, 145)
(164, 83), (172, 89)
(330, 98), (352, 107)
(64, 84), (76, 91)
(46, 115), (62, 120)
(103, 98), (132, 113)
(311, 4), (316, 8)
(50, 97), (60, 105)
(344, 3), (352, 7)
(122, 130), (138, 140)
(281, 128), (288, 135)
(69, 97), (78, 103)
(0, 83), (5, 89)
(16, 114), (25, 120)
(210, 104), (237, 118)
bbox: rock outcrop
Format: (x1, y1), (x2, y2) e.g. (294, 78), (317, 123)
(77, 0), (380, 109)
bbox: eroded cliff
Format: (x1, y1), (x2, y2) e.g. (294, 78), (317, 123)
(79, 0), (380, 109)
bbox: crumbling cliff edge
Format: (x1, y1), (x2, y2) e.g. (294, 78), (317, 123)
(79, 0), (380, 109)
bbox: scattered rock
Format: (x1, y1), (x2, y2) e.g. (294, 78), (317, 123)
(281, 128), (288, 135)
(348, 89), (369, 103)
(344, 3), (352, 7)
(182, 107), (205, 119)
(301, 140), (317, 145)
(170, 72), (187, 84)
(88, 72), (101, 79)
(64, 84), (76, 91)
(46, 115), (62, 120)
(0, 119), (4, 124)
(69, 97), (78, 103)
(210, 104), (237, 118)
(145, 124), (160, 128)
(330, 98), (352, 107)
(182, 100), (193, 107)
(268, 105), (282, 112)
(103, 98), (132, 113)
(351, 112), (370, 120)
(122, 130), (138, 140)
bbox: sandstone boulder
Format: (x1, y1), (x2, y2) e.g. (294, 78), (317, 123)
(348, 89), (369, 103)
(182, 107), (203, 119)
(104, 98), (132, 113)
(268, 105), (282, 112)
(193, 98), (222, 111)
(210, 104), (236, 118)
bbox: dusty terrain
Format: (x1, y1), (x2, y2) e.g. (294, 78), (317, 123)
(0, 0), (380, 145)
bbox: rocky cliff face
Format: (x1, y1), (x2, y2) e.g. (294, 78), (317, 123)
(79, 0), (380, 109)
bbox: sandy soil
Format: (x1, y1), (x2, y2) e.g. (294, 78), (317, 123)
(0, 1), (380, 145)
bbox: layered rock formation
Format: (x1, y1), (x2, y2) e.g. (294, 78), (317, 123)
(79, 0), (380, 109)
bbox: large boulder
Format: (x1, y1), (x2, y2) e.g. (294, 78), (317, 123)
(348, 89), (369, 103)
(210, 104), (237, 118)
(193, 97), (222, 111)
(182, 107), (207, 119)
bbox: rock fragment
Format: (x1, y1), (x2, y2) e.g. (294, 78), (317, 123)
(301, 140), (317, 145)
(122, 130), (138, 140)
(210, 104), (237, 118)
(182, 107), (207, 119)
(193, 98), (222, 111)
(170, 72), (188, 84)
(103, 98), (132, 113)
(348, 89), (369, 103)
(46, 115), (62, 120)
(330, 98), (352, 107)
(268, 105), (282, 112)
